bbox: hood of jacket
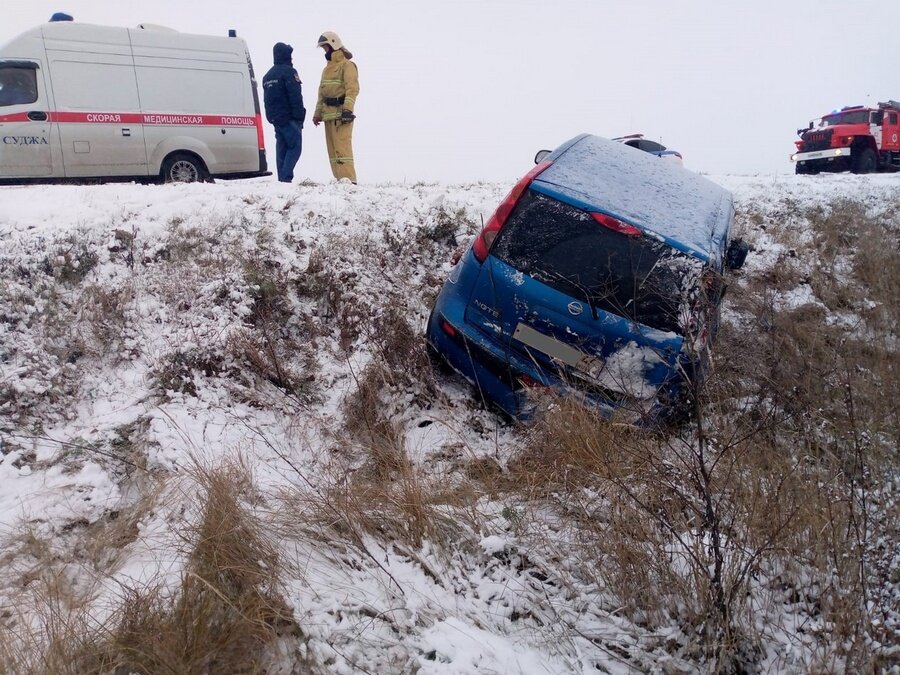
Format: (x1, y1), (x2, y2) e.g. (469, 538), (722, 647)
(273, 42), (293, 65)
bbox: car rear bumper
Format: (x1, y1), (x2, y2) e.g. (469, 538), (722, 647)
(427, 305), (656, 421)
(426, 308), (523, 417)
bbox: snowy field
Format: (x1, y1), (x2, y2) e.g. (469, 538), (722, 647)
(0, 172), (898, 673)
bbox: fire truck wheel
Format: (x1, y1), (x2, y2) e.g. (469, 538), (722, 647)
(162, 153), (210, 183)
(852, 148), (877, 174)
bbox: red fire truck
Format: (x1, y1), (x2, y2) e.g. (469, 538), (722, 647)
(791, 101), (900, 174)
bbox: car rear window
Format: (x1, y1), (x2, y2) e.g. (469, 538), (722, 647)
(491, 190), (702, 334)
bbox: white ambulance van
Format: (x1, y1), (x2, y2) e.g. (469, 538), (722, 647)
(0, 14), (268, 182)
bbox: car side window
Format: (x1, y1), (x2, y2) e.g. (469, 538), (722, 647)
(492, 190), (701, 334)
(0, 66), (38, 107)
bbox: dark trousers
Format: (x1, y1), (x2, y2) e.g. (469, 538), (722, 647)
(274, 120), (302, 182)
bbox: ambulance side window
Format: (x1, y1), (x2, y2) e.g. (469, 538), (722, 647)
(0, 66), (38, 107)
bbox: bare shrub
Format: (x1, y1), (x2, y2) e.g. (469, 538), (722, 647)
(226, 327), (317, 406)
(294, 246), (369, 350)
(152, 348), (226, 398)
(852, 216), (900, 332)
(699, 194), (900, 669)
(241, 248), (293, 327)
(80, 282), (135, 355)
(416, 205), (475, 248)
(41, 236), (100, 284)
(225, 249), (320, 403)
(513, 391), (810, 669)
(344, 304), (436, 442)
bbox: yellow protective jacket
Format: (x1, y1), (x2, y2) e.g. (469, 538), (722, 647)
(315, 49), (359, 122)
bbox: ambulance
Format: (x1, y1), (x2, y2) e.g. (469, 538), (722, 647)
(0, 14), (268, 182)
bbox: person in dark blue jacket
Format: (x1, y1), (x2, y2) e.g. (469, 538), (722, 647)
(262, 43), (306, 183)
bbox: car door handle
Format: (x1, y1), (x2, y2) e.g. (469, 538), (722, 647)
(27, 111), (48, 121)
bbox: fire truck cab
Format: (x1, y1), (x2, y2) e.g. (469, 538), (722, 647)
(791, 101), (900, 174)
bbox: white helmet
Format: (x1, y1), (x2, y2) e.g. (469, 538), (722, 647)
(316, 31), (343, 50)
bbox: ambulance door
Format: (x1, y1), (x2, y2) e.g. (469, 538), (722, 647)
(0, 60), (55, 177)
(45, 28), (148, 177)
(131, 31), (258, 175)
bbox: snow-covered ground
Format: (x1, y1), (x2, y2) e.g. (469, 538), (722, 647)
(1, 172), (898, 673)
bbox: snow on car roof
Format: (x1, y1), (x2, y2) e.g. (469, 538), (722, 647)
(534, 134), (732, 262)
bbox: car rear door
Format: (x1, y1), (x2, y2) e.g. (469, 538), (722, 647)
(484, 188), (693, 404)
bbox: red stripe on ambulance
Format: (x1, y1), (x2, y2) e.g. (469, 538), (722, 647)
(43, 112), (257, 126)
(0, 112), (32, 123)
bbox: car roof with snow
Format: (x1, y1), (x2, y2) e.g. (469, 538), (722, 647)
(533, 134), (732, 262)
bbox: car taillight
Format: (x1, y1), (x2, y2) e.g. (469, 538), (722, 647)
(441, 319), (457, 338)
(591, 212), (642, 237)
(518, 374), (547, 389)
(472, 160), (554, 262)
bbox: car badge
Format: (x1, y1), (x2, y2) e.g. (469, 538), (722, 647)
(567, 302), (584, 316)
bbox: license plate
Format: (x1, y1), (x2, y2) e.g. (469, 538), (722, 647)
(513, 323), (603, 377)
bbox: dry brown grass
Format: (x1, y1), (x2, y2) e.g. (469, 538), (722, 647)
(95, 459), (298, 674)
(320, 304), (458, 549)
(0, 458), (303, 675)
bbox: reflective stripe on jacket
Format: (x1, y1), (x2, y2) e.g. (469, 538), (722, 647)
(315, 50), (359, 122)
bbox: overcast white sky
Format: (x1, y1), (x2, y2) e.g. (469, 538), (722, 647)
(4, 0), (899, 183)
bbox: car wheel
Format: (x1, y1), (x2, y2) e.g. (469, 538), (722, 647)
(852, 147), (877, 174)
(162, 153), (209, 183)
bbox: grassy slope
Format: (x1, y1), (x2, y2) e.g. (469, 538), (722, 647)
(0, 174), (897, 673)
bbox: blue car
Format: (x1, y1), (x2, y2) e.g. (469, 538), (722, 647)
(426, 134), (747, 422)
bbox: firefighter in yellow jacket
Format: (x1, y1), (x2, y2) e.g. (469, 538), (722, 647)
(312, 32), (359, 183)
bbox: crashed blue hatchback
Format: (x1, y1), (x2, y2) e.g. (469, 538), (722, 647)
(426, 133), (747, 422)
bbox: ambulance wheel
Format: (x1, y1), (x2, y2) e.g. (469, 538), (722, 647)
(162, 153), (210, 183)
